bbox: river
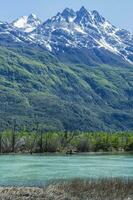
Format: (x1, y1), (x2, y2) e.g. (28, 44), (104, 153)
(0, 154), (133, 186)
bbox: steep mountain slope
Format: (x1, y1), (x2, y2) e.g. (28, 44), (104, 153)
(0, 7), (133, 131)
(0, 45), (133, 131)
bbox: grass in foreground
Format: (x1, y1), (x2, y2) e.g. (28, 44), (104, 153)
(0, 179), (133, 200)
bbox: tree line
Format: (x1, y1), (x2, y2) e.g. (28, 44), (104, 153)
(0, 124), (133, 153)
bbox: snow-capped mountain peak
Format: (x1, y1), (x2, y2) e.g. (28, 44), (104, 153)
(75, 7), (93, 26)
(12, 14), (41, 33)
(91, 10), (105, 23)
(78, 6), (88, 14)
(28, 13), (38, 19)
(0, 7), (133, 64)
(61, 8), (76, 22)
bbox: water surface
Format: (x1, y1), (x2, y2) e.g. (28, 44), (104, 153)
(0, 154), (133, 186)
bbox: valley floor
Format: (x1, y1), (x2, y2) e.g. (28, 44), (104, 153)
(0, 179), (133, 200)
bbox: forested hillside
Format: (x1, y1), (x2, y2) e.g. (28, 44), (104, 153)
(0, 45), (133, 131)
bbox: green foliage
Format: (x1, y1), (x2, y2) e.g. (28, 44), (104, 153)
(0, 45), (133, 131)
(0, 131), (133, 153)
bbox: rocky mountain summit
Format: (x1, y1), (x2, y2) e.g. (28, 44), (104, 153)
(0, 7), (133, 64)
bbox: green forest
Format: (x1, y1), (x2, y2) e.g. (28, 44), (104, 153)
(1, 45), (133, 131)
(0, 130), (133, 153)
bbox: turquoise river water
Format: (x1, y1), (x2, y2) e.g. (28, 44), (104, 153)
(0, 154), (133, 186)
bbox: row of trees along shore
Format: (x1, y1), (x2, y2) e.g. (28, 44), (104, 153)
(0, 120), (133, 153)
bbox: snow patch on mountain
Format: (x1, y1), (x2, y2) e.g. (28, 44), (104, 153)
(12, 14), (41, 33)
(74, 26), (86, 34)
(0, 7), (133, 64)
(97, 37), (119, 53)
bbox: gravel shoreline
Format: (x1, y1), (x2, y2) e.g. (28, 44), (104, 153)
(0, 187), (44, 200)
(0, 179), (133, 200)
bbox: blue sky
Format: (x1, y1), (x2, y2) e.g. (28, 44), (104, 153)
(0, 0), (133, 32)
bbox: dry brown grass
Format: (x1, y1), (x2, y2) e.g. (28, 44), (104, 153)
(0, 179), (132, 200)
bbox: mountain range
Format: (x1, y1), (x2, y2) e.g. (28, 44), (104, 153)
(0, 7), (133, 131)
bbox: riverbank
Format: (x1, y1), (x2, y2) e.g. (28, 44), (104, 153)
(0, 179), (133, 200)
(0, 151), (133, 156)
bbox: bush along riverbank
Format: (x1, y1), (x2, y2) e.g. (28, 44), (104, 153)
(0, 130), (133, 153)
(0, 179), (133, 200)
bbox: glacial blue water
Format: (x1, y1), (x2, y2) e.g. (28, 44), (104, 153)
(0, 154), (132, 186)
